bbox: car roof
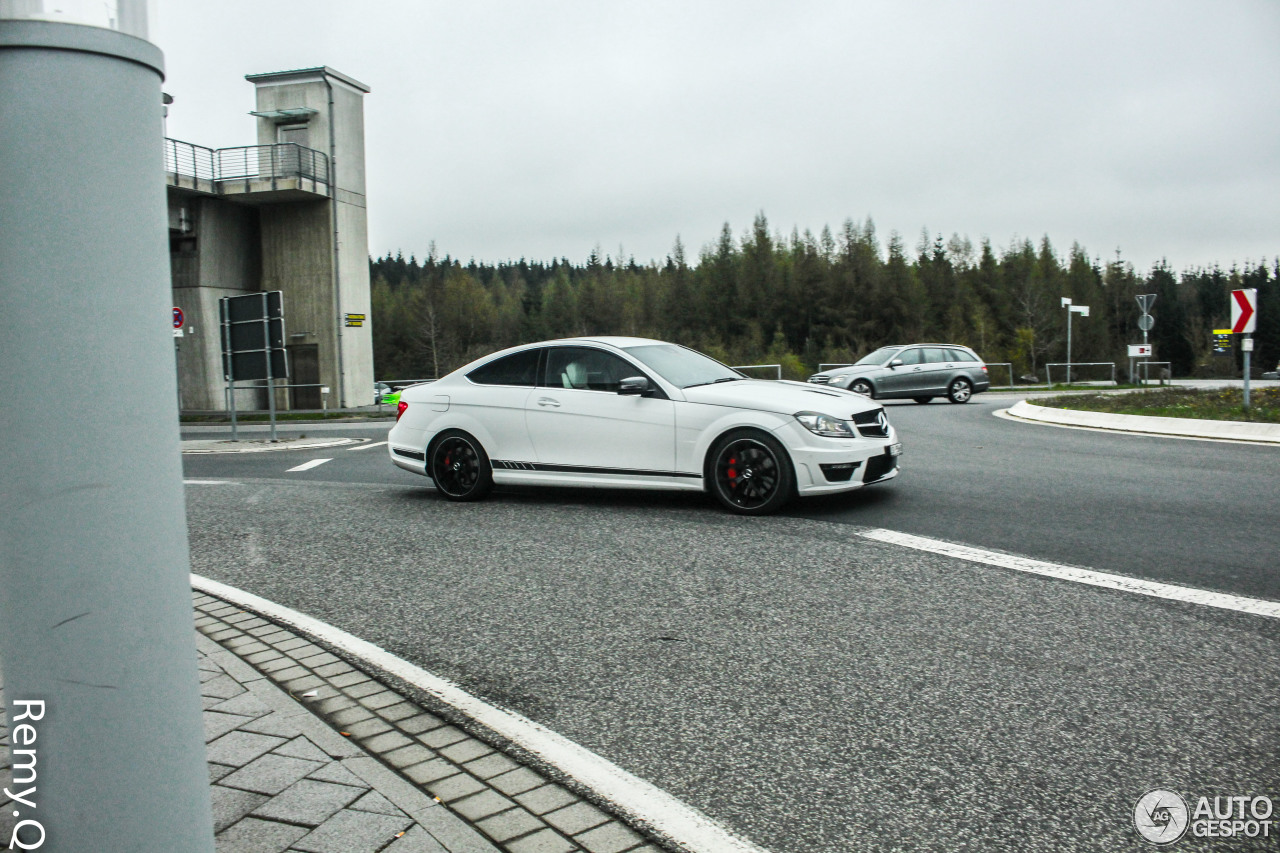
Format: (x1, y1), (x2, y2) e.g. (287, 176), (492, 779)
(547, 336), (668, 348)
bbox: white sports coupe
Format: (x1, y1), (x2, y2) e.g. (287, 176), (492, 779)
(388, 337), (901, 514)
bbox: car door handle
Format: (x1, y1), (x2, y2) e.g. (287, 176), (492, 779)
(537, 397), (560, 408)
(912, 367), (923, 372)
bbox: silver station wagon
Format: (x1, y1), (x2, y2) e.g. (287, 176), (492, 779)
(808, 344), (990, 404)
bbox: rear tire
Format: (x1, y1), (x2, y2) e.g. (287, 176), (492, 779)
(707, 430), (795, 515)
(428, 430), (493, 501)
(947, 377), (973, 404)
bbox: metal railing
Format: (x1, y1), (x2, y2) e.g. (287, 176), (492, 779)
(818, 363), (853, 372)
(733, 363), (782, 380)
(215, 143), (330, 186)
(1046, 362), (1116, 388)
(165, 139), (329, 192)
(164, 138), (215, 187)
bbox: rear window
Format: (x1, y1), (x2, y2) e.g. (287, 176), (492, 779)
(467, 348), (540, 386)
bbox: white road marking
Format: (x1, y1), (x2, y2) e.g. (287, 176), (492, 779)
(861, 528), (1280, 620)
(183, 479), (240, 485)
(190, 574), (770, 853)
(346, 440), (388, 451)
(286, 458), (332, 472)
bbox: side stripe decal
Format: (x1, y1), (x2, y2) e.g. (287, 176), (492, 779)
(492, 460), (701, 479)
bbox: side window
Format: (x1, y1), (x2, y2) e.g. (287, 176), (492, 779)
(923, 347), (951, 364)
(467, 348), (541, 386)
(948, 348), (977, 362)
(896, 348), (924, 365)
(544, 347), (639, 392)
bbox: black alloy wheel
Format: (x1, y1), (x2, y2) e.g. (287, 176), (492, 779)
(708, 431), (795, 515)
(850, 379), (875, 398)
(913, 396), (933, 404)
(429, 430), (493, 501)
(947, 377), (973, 404)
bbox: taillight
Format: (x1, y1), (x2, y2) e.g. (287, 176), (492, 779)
(396, 401), (408, 421)
(981, 365), (988, 373)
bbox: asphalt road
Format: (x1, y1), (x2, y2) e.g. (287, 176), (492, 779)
(181, 400), (1280, 852)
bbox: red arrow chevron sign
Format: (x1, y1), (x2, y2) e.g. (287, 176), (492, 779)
(1231, 289), (1256, 334)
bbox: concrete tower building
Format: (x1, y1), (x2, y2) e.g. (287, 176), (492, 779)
(167, 66), (373, 410)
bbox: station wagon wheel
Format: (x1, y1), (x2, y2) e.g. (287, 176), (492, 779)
(947, 377), (973, 404)
(850, 379), (875, 398)
(429, 430), (493, 501)
(708, 431), (795, 515)
(914, 396), (933, 404)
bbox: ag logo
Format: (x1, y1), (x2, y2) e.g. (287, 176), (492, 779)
(1135, 789), (1189, 844)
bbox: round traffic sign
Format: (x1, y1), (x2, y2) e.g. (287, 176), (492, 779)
(1138, 313), (1153, 331)
(173, 306), (185, 329)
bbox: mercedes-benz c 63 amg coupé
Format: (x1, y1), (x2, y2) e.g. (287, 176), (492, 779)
(389, 338), (901, 515)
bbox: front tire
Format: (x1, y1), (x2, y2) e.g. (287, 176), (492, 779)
(947, 377), (973, 404)
(850, 379), (875, 398)
(707, 430), (795, 515)
(913, 396), (933, 404)
(428, 430), (493, 501)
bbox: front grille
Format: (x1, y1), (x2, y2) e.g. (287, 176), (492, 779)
(862, 451), (898, 482)
(851, 408), (889, 438)
(808, 375), (830, 384)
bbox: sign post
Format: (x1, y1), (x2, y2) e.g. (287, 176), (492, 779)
(1062, 297), (1090, 385)
(1232, 288), (1257, 409)
(220, 291), (289, 441)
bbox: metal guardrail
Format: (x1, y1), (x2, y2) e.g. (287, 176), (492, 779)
(733, 363), (782, 380)
(1046, 362), (1116, 388)
(985, 362), (1015, 389)
(818, 363), (853, 372)
(165, 139), (329, 192)
(1137, 361), (1172, 384)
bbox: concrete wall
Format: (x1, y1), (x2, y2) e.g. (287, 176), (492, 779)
(259, 202), (335, 404)
(171, 193), (262, 410)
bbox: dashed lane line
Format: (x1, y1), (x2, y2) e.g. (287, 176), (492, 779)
(346, 440), (388, 451)
(861, 528), (1280, 620)
(286, 458), (333, 472)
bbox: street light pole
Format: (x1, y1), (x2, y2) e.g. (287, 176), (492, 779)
(0, 8), (215, 852)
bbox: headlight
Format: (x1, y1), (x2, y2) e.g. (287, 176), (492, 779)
(794, 411), (857, 438)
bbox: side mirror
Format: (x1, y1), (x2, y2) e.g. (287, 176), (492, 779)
(889, 359), (904, 368)
(618, 376), (650, 396)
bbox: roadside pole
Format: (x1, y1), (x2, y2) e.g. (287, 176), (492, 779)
(0, 11), (215, 853)
(1232, 289), (1257, 412)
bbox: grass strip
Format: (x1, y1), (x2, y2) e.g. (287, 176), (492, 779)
(1036, 387), (1280, 424)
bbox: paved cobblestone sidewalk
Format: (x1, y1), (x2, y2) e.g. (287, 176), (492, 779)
(2, 591), (665, 852)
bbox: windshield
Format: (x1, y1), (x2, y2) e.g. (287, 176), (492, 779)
(623, 343), (744, 388)
(854, 346), (903, 366)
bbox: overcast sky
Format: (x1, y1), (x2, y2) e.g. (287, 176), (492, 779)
(155, 1), (1279, 272)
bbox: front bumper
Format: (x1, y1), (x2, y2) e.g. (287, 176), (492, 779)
(772, 421), (901, 495)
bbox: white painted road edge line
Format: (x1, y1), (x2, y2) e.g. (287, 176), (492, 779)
(189, 573), (769, 853)
(286, 458), (333, 472)
(183, 479), (241, 485)
(347, 440), (388, 451)
(860, 528), (1280, 620)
